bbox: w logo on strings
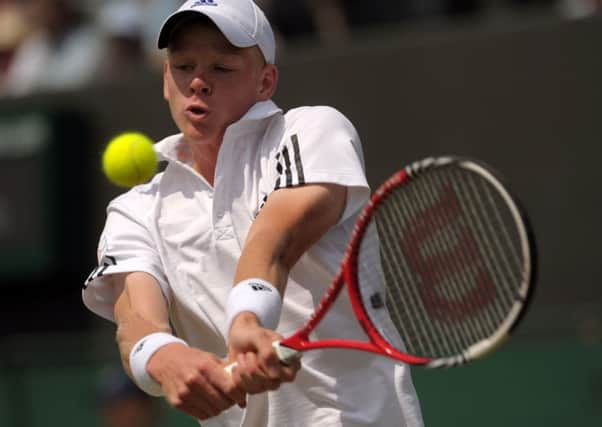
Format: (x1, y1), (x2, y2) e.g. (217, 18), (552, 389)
(191, 0), (218, 7)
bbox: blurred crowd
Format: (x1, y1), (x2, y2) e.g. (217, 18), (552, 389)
(0, 0), (599, 99)
(96, 365), (160, 427)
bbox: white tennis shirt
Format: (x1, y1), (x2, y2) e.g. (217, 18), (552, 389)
(83, 100), (423, 427)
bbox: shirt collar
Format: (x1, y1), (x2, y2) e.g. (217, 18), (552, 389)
(239, 99), (282, 122)
(155, 100), (282, 163)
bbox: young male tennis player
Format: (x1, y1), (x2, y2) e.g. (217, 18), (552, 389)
(83, 1), (423, 425)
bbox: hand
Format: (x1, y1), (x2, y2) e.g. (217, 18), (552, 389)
(227, 312), (301, 394)
(146, 343), (247, 420)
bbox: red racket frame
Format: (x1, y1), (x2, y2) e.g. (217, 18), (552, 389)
(278, 169), (432, 366)
(268, 156), (536, 370)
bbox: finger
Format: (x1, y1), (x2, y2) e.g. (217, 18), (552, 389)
(173, 399), (212, 421)
(235, 352), (257, 386)
(257, 341), (294, 380)
(187, 375), (236, 415)
(216, 366), (247, 408)
(279, 358), (301, 382)
(227, 387), (247, 409)
(252, 348), (289, 389)
(222, 379), (247, 409)
(261, 352), (283, 380)
(167, 387), (215, 421)
(237, 352), (280, 394)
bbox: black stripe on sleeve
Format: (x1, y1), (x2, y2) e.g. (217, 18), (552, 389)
(282, 146), (293, 187)
(291, 134), (305, 185)
(275, 152), (282, 170)
(83, 255), (117, 289)
(274, 152), (283, 189)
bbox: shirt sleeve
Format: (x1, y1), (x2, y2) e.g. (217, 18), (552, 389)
(273, 106), (370, 222)
(82, 197), (169, 322)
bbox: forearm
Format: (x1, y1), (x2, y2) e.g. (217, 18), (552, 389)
(234, 184), (347, 294)
(115, 305), (172, 377)
(111, 278), (245, 416)
(228, 185), (346, 336)
(233, 227), (291, 294)
(113, 272), (172, 377)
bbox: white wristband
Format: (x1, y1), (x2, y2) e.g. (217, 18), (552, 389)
(129, 332), (188, 397)
(225, 278), (282, 334)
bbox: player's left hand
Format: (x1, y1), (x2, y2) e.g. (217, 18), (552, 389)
(227, 312), (300, 394)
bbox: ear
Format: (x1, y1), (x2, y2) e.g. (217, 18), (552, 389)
(163, 60), (170, 101)
(257, 64), (279, 101)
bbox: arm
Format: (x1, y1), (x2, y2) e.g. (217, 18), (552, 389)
(112, 271), (247, 420)
(236, 183), (346, 287)
(113, 272), (172, 375)
(227, 182), (347, 393)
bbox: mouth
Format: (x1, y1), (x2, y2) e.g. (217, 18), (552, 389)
(185, 105), (209, 121)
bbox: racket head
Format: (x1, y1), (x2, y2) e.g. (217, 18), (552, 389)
(345, 156), (537, 367)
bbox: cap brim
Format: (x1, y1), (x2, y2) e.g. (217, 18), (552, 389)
(157, 10), (255, 50)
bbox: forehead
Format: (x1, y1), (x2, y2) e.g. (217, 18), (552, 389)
(167, 18), (238, 55)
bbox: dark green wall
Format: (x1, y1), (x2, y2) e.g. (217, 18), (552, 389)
(3, 14), (600, 336)
(1, 338), (600, 426)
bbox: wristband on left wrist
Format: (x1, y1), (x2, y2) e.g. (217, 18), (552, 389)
(225, 278), (282, 335)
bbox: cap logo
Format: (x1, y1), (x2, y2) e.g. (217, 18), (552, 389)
(191, 0), (218, 6)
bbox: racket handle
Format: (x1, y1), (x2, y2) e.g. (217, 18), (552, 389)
(224, 341), (301, 375)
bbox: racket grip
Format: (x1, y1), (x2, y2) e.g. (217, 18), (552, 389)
(224, 341), (301, 375)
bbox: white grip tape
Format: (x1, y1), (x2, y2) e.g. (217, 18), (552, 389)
(224, 341), (302, 375)
(129, 332), (188, 397)
(225, 278), (282, 334)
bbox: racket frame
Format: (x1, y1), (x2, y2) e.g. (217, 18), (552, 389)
(278, 156), (536, 368)
(279, 168), (432, 365)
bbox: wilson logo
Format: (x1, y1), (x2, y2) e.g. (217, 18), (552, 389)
(401, 185), (496, 322)
(191, 0), (218, 7)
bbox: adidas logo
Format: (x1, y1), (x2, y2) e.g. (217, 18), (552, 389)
(191, 0), (218, 7)
(249, 282), (272, 292)
(134, 340), (146, 354)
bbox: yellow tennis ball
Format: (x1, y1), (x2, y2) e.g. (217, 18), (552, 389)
(102, 132), (158, 188)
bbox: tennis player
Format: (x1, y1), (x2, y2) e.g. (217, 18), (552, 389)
(83, 1), (423, 426)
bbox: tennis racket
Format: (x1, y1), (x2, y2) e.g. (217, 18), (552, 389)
(229, 156), (536, 370)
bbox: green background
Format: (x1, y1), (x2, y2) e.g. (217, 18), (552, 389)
(0, 338), (600, 426)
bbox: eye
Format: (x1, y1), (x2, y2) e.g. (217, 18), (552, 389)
(214, 64), (234, 73)
(173, 63), (194, 72)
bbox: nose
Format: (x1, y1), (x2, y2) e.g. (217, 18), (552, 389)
(190, 74), (212, 96)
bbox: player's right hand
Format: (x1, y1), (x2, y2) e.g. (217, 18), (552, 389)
(227, 312), (301, 394)
(146, 343), (247, 420)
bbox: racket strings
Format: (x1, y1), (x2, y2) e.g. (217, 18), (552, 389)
(358, 165), (527, 359)
(407, 177), (486, 352)
(425, 171), (507, 339)
(383, 199), (459, 354)
(393, 182), (484, 356)
(376, 217), (443, 355)
(460, 173), (522, 312)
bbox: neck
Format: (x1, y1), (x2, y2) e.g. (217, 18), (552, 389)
(178, 138), (222, 186)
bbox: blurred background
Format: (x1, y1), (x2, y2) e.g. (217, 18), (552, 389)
(0, 0), (601, 426)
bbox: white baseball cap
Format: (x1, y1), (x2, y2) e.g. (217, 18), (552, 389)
(157, 0), (276, 64)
